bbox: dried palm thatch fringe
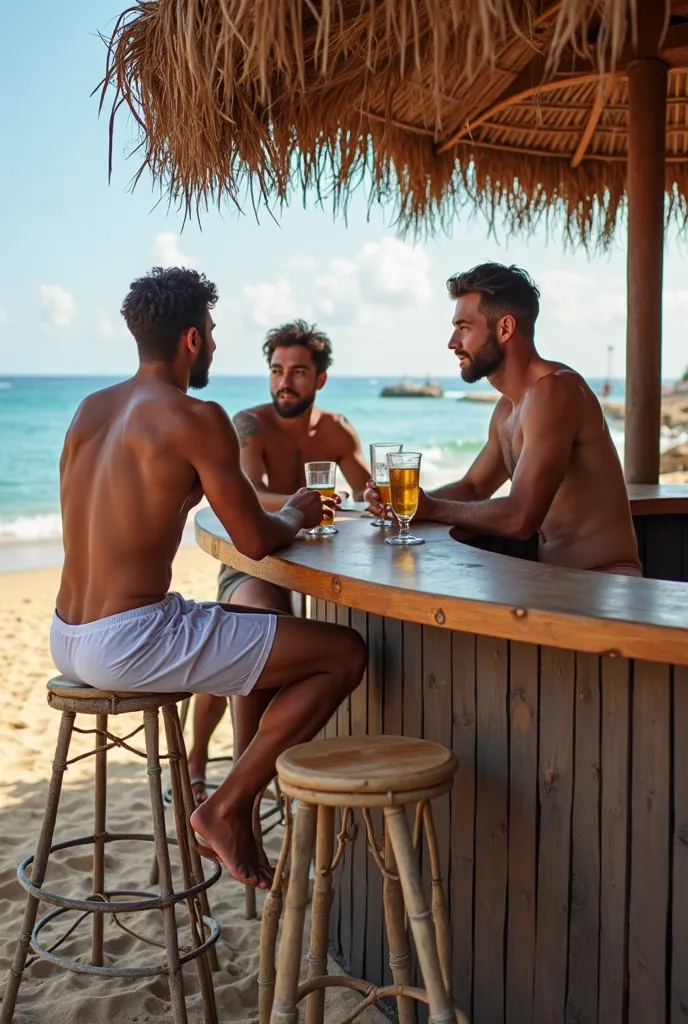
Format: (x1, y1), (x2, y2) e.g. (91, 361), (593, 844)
(98, 0), (682, 247)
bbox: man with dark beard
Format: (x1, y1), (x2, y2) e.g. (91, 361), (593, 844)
(366, 262), (642, 576)
(188, 319), (370, 802)
(51, 269), (367, 888)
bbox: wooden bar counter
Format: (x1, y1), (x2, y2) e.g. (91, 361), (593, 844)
(195, 488), (688, 1024)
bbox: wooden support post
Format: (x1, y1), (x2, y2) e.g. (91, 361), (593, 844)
(624, 54), (668, 483)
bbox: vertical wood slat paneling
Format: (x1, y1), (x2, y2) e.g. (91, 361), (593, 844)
(381, 617), (404, 991)
(533, 648), (575, 1024)
(566, 652), (601, 1024)
(628, 660), (671, 1024)
(672, 666), (688, 1024)
(421, 626), (453, 877)
(451, 631), (477, 1021)
(599, 657), (631, 1024)
(364, 614), (385, 992)
(403, 620), (424, 996)
(335, 604), (352, 971)
(473, 636), (509, 1024)
(349, 608), (368, 981)
(506, 641), (539, 1024)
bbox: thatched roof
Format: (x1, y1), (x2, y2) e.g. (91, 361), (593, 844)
(100, 0), (688, 246)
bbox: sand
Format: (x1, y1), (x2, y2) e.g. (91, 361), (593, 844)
(0, 549), (387, 1024)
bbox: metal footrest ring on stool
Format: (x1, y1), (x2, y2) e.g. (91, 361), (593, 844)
(18, 832), (221, 912)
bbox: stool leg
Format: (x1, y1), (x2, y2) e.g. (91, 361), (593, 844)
(384, 806), (455, 1024)
(91, 712), (108, 966)
(244, 792), (263, 920)
(270, 802), (317, 1024)
(259, 801), (292, 1024)
(383, 826), (415, 1024)
(143, 708), (188, 1024)
(162, 706), (219, 1024)
(305, 805), (334, 1024)
(170, 709), (221, 974)
(422, 803), (452, 997)
(0, 711), (75, 1024)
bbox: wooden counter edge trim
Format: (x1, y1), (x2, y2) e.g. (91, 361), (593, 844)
(195, 521), (688, 668)
(630, 498), (688, 516)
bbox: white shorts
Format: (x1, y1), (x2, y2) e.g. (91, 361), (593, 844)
(50, 592), (277, 697)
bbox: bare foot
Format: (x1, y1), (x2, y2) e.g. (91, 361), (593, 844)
(191, 798), (274, 890)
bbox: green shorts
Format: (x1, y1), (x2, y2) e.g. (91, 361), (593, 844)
(217, 564), (253, 603)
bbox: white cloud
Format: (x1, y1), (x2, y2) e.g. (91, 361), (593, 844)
(40, 285), (77, 327)
(96, 308), (119, 339)
(356, 239), (432, 305)
(243, 278), (305, 327)
(151, 232), (197, 268)
(539, 270), (626, 328)
(285, 256), (317, 272)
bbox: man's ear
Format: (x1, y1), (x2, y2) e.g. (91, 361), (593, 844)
(180, 326), (199, 353)
(316, 371), (328, 392)
(498, 314), (517, 344)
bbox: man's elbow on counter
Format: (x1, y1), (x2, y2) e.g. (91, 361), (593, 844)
(233, 537), (271, 562)
(507, 506), (542, 541)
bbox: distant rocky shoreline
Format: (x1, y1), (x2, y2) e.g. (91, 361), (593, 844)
(462, 382), (688, 474)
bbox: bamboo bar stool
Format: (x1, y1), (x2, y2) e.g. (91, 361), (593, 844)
(155, 695), (286, 921)
(1, 677), (221, 1024)
(259, 735), (470, 1024)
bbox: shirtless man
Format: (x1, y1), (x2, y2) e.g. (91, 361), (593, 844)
(50, 267), (367, 889)
(366, 262), (642, 575)
(188, 319), (371, 801)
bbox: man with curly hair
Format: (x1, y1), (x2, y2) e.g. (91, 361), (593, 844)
(50, 268), (367, 889)
(188, 318), (371, 803)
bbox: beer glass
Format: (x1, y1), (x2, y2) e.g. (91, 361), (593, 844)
(369, 442), (403, 527)
(304, 461), (338, 536)
(385, 452), (425, 546)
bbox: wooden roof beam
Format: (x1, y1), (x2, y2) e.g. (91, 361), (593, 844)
(437, 23), (688, 156)
(570, 79), (613, 167)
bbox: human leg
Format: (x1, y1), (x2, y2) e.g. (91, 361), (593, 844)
(190, 614), (367, 889)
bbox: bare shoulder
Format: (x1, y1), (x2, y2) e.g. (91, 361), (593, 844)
(525, 367), (588, 410)
(321, 409), (361, 448)
(232, 405), (267, 446)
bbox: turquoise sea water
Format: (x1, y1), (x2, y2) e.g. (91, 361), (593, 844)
(0, 374), (626, 571)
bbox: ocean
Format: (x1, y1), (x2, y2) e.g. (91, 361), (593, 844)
(0, 374), (627, 572)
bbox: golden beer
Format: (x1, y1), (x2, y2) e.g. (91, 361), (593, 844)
(376, 482), (391, 506)
(389, 467), (420, 519)
(308, 485), (336, 527)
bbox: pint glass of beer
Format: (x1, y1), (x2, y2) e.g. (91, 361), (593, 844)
(369, 442), (403, 527)
(304, 461), (338, 536)
(385, 452), (425, 546)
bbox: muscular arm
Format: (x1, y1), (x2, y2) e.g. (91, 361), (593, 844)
(419, 402), (509, 508)
(425, 376), (580, 538)
(336, 416), (371, 500)
(184, 402), (305, 559)
(233, 410), (295, 512)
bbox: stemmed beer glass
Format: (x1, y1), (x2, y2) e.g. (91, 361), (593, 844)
(385, 452), (425, 546)
(369, 442), (403, 527)
(304, 461), (338, 536)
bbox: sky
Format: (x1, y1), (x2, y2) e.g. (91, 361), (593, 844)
(1, 1), (688, 380)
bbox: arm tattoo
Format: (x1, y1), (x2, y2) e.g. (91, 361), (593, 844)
(233, 411), (261, 448)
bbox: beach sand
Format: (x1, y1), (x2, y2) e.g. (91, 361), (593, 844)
(0, 549), (387, 1024)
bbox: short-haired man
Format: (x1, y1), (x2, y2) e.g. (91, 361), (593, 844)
(366, 262), (642, 576)
(188, 319), (371, 801)
(51, 268), (367, 889)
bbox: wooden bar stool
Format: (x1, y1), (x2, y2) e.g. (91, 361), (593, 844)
(259, 735), (470, 1024)
(1, 677), (221, 1024)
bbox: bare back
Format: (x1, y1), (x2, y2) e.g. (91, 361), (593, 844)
(57, 379), (205, 624)
(501, 366), (640, 571)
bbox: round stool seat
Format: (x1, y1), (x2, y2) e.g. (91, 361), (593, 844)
(46, 676), (190, 714)
(276, 735), (457, 806)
